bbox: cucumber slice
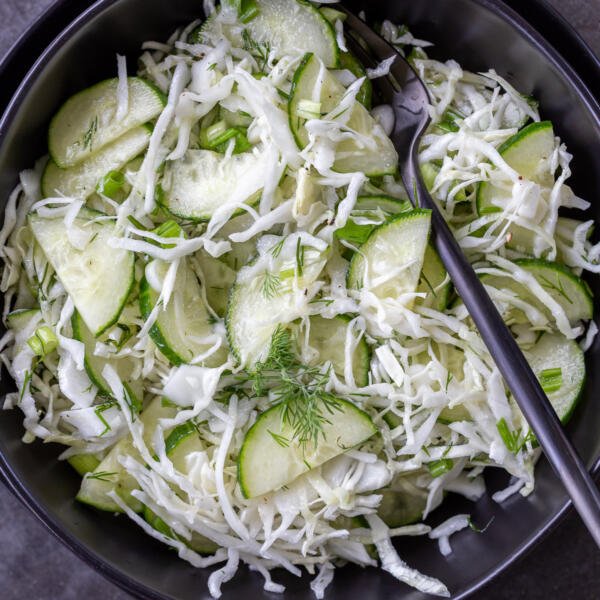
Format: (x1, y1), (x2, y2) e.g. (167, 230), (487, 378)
(67, 453), (101, 476)
(335, 195), (411, 246)
(160, 150), (267, 221)
(307, 315), (371, 387)
(245, 0), (338, 68)
(238, 398), (376, 498)
(42, 126), (151, 199)
(377, 486), (428, 528)
(77, 437), (143, 513)
(498, 216), (589, 258)
(194, 251), (237, 318)
(477, 121), (555, 215)
(71, 310), (141, 400)
(143, 505), (218, 555)
(29, 211), (135, 337)
(226, 240), (327, 367)
(354, 196), (411, 214)
(49, 77), (164, 168)
(523, 332), (585, 424)
(481, 258), (593, 325)
(288, 53), (397, 176)
(6, 308), (41, 333)
(347, 210), (432, 302)
(140, 260), (225, 366)
(140, 396), (178, 448)
(416, 245), (451, 311)
(338, 52), (372, 109)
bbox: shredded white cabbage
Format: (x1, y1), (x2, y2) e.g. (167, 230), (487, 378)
(0, 3), (596, 599)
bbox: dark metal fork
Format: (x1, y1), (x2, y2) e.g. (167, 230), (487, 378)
(337, 5), (600, 547)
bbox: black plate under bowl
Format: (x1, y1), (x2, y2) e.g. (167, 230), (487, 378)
(0, 1), (599, 599)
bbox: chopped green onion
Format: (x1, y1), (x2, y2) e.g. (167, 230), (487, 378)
(496, 417), (515, 452)
(427, 458), (454, 478)
(153, 220), (182, 240)
(97, 170), (125, 198)
(27, 326), (58, 357)
(539, 367), (562, 393)
(204, 120), (227, 144)
(239, 0), (259, 23)
(296, 99), (322, 120)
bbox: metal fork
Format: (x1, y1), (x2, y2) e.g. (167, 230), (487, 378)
(337, 5), (600, 547)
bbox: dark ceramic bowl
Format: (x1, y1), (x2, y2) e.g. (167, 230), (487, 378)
(0, 1), (599, 599)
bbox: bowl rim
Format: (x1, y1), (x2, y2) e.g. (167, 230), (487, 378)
(0, 0), (598, 599)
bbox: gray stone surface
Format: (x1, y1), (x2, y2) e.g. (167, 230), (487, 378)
(0, 1), (599, 599)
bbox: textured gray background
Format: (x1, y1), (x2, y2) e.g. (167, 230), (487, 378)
(0, 0), (599, 599)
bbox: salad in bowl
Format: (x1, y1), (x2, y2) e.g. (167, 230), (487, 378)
(0, 0), (597, 597)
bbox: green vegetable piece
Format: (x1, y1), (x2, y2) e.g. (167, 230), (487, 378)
(97, 170), (125, 198)
(427, 458), (454, 478)
(539, 367), (562, 393)
(27, 326), (58, 357)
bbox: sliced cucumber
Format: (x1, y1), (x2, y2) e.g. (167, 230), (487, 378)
(524, 332), (585, 424)
(226, 240), (327, 367)
(307, 315), (371, 387)
(238, 398), (376, 498)
(143, 505), (218, 555)
(49, 77), (165, 168)
(477, 121), (555, 214)
(416, 245), (451, 312)
(377, 486), (428, 528)
(347, 210), (431, 302)
(288, 53), (397, 176)
(335, 195), (411, 246)
(354, 196), (411, 214)
(67, 453), (101, 476)
(77, 437), (143, 513)
(29, 210), (134, 337)
(245, 0), (339, 68)
(481, 258), (593, 325)
(160, 150), (267, 221)
(140, 260), (226, 367)
(194, 251), (237, 318)
(71, 310), (141, 400)
(338, 52), (372, 109)
(6, 308), (41, 333)
(42, 126), (151, 199)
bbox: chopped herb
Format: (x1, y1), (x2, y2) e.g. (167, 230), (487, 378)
(539, 367), (562, 393)
(261, 270), (281, 299)
(97, 170), (125, 198)
(242, 29), (271, 73)
(250, 327), (343, 452)
(85, 470), (118, 482)
(496, 417), (535, 454)
(539, 274), (573, 305)
(427, 458), (454, 478)
(270, 238), (285, 258)
(27, 326), (58, 358)
(95, 401), (117, 437)
(268, 429), (290, 448)
(82, 116), (98, 151)
(295, 239), (305, 277)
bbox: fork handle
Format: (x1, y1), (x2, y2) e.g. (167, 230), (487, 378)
(403, 147), (600, 546)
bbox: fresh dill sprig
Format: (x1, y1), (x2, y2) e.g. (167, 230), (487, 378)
(82, 115), (99, 151)
(250, 326), (343, 451)
(241, 29), (271, 73)
(261, 270), (281, 299)
(85, 470), (118, 482)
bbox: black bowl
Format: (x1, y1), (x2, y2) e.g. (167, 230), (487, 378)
(0, 1), (599, 599)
